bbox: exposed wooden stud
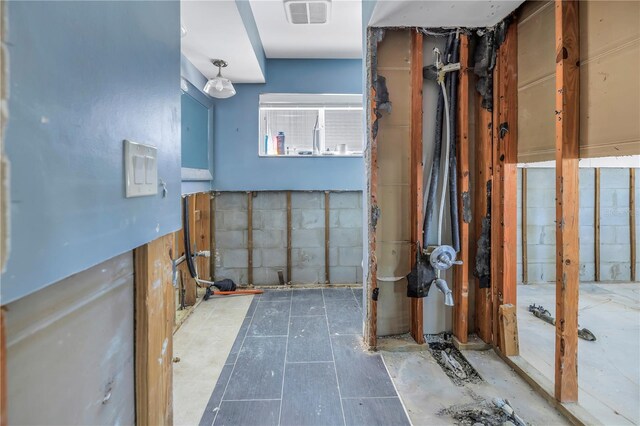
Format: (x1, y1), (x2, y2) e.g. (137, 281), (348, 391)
(498, 304), (519, 356)
(490, 49), (502, 348)
(630, 168), (636, 282)
(522, 168), (528, 284)
(554, 0), (580, 403)
(409, 29), (425, 345)
(325, 191), (330, 284)
(247, 192), (253, 286)
(493, 21), (518, 352)
(453, 32), (471, 344)
(196, 193), (211, 281)
(0, 309), (6, 426)
(134, 234), (175, 426)
(366, 83), (379, 348)
(595, 168), (600, 282)
(210, 193), (216, 281)
(286, 191), (292, 284)
(475, 92), (494, 344)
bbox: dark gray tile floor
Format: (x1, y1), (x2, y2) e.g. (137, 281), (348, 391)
(199, 288), (410, 426)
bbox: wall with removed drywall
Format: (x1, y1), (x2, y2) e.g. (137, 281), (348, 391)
(5, 253), (135, 424)
(517, 167), (639, 283)
(213, 191), (363, 285)
(211, 59), (364, 191)
(517, 0), (640, 162)
(2, 1), (181, 304)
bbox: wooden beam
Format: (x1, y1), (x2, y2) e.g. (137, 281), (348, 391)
(286, 191), (292, 284)
(366, 77), (379, 348)
(493, 21), (518, 351)
(409, 29), (425, 345)
(196, 193), (211, 281)
(498, 304), (519, 356)
(554, 0), (580, 403)
(210, 193), (216, 281)
(630, 168), (636, 282)
(522, 168), (528, 284)
(0, 309), (6, 426)
(134, 234), (175, 426)
(453, 33), (471, 344)
(595, 168), (600, 282)
(325, 191), (330, 284)
(247, 192), (253, 286)
(475, 92), (494, 344)
(490, 48), (502, 347)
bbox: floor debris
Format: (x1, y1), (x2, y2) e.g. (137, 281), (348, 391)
(426, 334), (483, 386)
(528, 304), (597, 341)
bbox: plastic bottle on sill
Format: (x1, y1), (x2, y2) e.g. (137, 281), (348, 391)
(276, 132), (285, 155)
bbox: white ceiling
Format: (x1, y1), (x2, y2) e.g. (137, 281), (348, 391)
(369, 0), (525, 28)
(181, 0), (266, 83)
(249, 0), (362, 59)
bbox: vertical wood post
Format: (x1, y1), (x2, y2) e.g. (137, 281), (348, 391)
(475, 94), (494, 344)
(453, 33), (471, 344)
(247, 192), (253, 286)
(286, 191), (292, 284)
(210, 193), (216, 281)
(409, 29), (425, 344)
(554, 0), (580, 403)
(492, 22), (518, 352)
(522, 169), (528, 284)
(135, 234), (175, 426)
(325, 191), (330, 284)
(595, 168), (601, 282)
(630, 168), (636, 282)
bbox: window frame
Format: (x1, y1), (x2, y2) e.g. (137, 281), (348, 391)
(258, 93), (363, 158)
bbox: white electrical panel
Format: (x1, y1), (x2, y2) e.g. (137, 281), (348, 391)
(124, 139), (158, 197)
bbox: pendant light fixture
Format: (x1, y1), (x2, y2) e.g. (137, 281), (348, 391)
(203, 59), (236, 99)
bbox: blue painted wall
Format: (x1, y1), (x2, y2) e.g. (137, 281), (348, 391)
(2, 1), (181, 303)
(212, 59), (364, 191)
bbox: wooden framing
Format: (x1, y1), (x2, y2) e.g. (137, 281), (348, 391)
(210, 193), (216, 281)
(492, 22), (518, 351)
(324, 191), (330, 284)
(135, 234), (175, 426)
(453, 33), (471, 344)
(498, 304), (519, 356)
(554, 0), (580, 403)
(409, 30), (425, 345)
(521, 169), (528, 284)
(630, 168), (636, 282)
(0, 310), (6, 426)
(286, 191), (292, 284)
(247, 192), (254, 286)
(195, 193), (211, 281)
(595, 168), (600, 281)
(474, 94), (494, 344)
(366, 83), (378, 349)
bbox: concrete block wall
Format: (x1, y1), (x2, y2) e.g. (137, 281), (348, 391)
(517, 167), (639, 283)
(213, 191), (363, 285)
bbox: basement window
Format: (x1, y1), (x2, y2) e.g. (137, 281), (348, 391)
(259, 93), (363, 157)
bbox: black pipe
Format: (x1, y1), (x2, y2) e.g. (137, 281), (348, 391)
(182, 196), (198, 279)
(448, 34), (461, 253)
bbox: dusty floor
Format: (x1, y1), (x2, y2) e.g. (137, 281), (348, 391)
(380, 335), (569, 426)
(173, 294), (254, 426)
(518, 283), (640, 425)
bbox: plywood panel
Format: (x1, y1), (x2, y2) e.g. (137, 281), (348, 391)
(135, 234), (175, 426)
(518, 0), (640, 161)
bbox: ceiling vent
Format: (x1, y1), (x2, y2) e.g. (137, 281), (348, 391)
(284, 0), (331, 24)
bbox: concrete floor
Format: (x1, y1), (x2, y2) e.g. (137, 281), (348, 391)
(380, 336), (569, 425)
(518, 283), (640, 425)
(173, 295), (254, 426)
